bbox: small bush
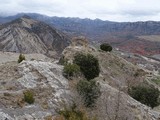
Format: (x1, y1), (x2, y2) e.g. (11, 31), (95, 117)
(23, 90), (35, 104)
(129, 85), (160, 108)
(152, 77), (160, 86)
(134, 72), (139, 77)
(63, 63), (81, 79)
(77, 80), (101, 108)
(59, 56), (68, 65)
(44, 115), (53, 120)
(31, 58), (35, 61)
(18, 54), (25, 63)
(57, 103), (97, 120)
(100, 43), (112, 52)
(73, 53), (100, 80)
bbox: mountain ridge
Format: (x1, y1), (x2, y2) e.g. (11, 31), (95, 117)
(0, 16), (69, 55)
(0, 13), (160, 56)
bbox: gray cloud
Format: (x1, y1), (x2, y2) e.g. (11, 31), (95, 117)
(0, 0), (160, 21)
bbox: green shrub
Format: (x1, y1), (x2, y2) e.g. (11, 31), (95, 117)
(73, 53), (100, 80)
(18, 54), (26, 63)
(77, 80), (101, 108)
(23, 90), (35, 104)
(100, 43), (112, 52)
(58, 103), (97, 120)
(129, 85), (160, 108)
(63, 63), (81, 79)
(134, 72), (139, 77)
(152, 77), (160, 86)
(59, 56), (68, 65)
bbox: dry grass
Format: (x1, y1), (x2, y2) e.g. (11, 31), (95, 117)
(41, 101), (49, 109)
(44, 115), (53, 120)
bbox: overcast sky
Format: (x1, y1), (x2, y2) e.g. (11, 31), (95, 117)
(0, 0), (160, 22)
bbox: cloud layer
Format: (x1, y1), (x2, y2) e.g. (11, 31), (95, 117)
(0, 0), (160, 21)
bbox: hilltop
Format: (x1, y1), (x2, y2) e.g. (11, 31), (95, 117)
(0, 41), (160, 119)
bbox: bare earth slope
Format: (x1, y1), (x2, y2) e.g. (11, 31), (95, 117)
(0, 16), (69, 55)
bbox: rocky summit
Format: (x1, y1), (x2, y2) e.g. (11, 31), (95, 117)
(0, 16), (69, 55)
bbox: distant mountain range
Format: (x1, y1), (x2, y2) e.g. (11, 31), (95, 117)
(0, 13), (160, 56)
(0, 15), (69, 55)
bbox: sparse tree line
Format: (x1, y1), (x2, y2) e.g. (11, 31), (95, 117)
(63, 53), (101, 107)
(60, 52), (101, 120)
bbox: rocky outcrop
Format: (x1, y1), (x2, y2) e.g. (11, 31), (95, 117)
(94, 81), (160, 120)
(0, 45), (160, 120)
(62, 45), (160, 120)
(0, 60), (72, 119)
(0, 16), (69, 55)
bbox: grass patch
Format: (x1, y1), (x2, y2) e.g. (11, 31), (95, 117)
(152, 77), (160, 85)
(23, 90), (35, 104)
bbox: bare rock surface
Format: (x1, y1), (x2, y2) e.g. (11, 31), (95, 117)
(93, 80), (160, 120)
(0, 60), (72, 120)
(0, 16), (69, 55)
